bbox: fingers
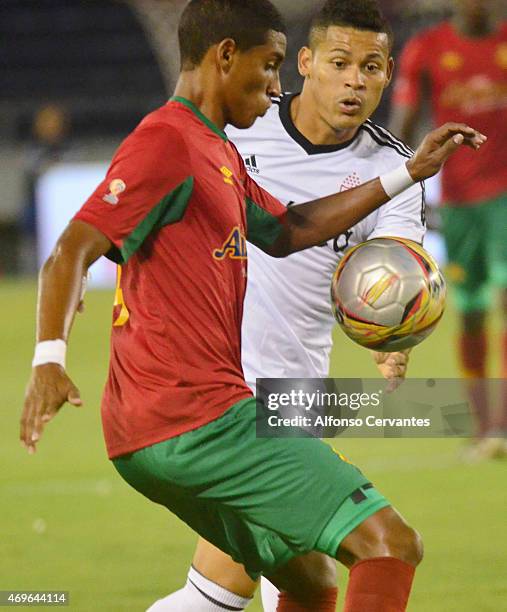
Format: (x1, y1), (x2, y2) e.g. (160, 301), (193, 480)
(386, 376), (404, 394)
(20, 398), (37, 454)
(375, 350), (410, 393)
(438, 133), (466, 162)
(433, 123), (487, 149)
(67, 385), (83, 407)
(371, 350), (387, 365)
(377, 351), (409, 368)
(389, 351), (410, 366)
(435, 122), (486, 139)
(410, 123), (486, 181)
(20, 370), (83, 454)
(20, 397), (59, 453)
(463, 132), (487, 150)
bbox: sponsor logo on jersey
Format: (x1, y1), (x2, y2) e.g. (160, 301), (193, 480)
(244, 155), (260, 174)
(113, 266), (130, 326)
(220, 166), (234, 185)
(340, 172), (361, 191)
(332, 230), (353, 253)
(213, 226), (247, 260)
(496, 43), (507, 69)
(440, 51), (463, 71)
(103, 178), (126, 205)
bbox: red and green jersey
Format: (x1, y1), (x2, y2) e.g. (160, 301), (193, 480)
(75, 97), (286, 458)
(393, 21), (507, 205)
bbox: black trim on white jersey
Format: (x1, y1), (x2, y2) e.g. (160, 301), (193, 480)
(279, 93), (360, 155)
(362, 120), (426, 225)
(420, 179), (427, 226)
(361, 120), (413, 159)
(365, 120), (414, 156)
(270, 94), (282, 106)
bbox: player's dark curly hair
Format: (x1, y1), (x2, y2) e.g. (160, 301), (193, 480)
(178, 0), (287, 70)
(309, 0), (393, 51)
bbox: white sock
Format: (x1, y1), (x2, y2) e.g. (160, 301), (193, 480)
(260, 576), (280, 612)
(146, 565), (252, 611)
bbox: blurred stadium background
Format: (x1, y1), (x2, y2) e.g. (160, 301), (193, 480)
(1, 1), (505, 610)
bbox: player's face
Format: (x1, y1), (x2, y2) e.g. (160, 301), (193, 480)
(223, 30), (286, 129)
(299, 26), (393, 133)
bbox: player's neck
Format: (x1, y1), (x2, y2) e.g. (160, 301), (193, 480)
(452, 15), (499, 38)
(173, 71), (227, 131)
(290, 92), (358, 146)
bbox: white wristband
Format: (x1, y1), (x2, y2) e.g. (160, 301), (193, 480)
(32, 339), (67, 369)
(379, 163), (415, 198)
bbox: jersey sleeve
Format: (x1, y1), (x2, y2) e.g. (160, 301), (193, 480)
(392, 34), (429, 108)
(367, 182), (426, 244)
(74, 123), (193, 263)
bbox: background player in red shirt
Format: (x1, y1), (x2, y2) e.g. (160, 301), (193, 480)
(390, 0), (507, 460)
(20, 1), (484, 610)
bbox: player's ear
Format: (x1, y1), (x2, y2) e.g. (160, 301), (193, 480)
(385, 57), (395, 88)
(298, 46), (313, 78)
(216, 38), (237, 73)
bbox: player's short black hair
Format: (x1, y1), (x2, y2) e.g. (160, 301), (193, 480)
(309, 0), (394, 52)
(178, 0), (287, 69)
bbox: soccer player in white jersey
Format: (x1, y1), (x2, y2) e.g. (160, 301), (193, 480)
(150, 1), (425, 611)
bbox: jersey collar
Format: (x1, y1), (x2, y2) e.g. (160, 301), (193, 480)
(170, 96), (228, 142)
(279, 93), (359, 155)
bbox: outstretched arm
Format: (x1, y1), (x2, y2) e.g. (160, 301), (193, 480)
(20, 220), (111, 454)
(266, 123), (485, 257)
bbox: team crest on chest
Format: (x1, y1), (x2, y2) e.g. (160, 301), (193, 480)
(340, 172), (362, 191)
(213, 226), (247, 260)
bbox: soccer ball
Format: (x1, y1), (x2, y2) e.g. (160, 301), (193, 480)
(331, 237), (446, 352)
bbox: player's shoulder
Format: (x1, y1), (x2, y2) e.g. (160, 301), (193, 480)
(359, 119), (414, 164)
(129, 104), (191, 149)
(138, 103), (188, 135)
(109, 104), (190, 168)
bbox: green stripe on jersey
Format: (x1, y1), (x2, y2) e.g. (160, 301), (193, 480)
(246, 196), (283, 250)
(118, 176), (194, 263)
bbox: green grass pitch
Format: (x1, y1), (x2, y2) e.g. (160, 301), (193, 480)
(1, 279), (505, 611)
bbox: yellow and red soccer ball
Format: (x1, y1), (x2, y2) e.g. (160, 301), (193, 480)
(331, 237), (446, 352)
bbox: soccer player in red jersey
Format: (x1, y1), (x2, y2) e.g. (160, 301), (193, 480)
(390, 0), (507, 460)
(20, 1), (484, 610)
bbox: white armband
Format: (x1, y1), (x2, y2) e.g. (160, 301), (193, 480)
(379, 163), (415, 198)
(32, 339), (67, 369)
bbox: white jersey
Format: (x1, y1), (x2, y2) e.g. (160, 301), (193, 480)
(226, 93), (426, 389)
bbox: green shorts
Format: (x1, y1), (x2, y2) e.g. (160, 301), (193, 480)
(113, 398), (389, 579)
(441, 193), (507, 313)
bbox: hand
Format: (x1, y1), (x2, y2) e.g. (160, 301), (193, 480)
(20, 364), (83, 454)
(407, 122), (486, 181)
(372, 349), (410, 392)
